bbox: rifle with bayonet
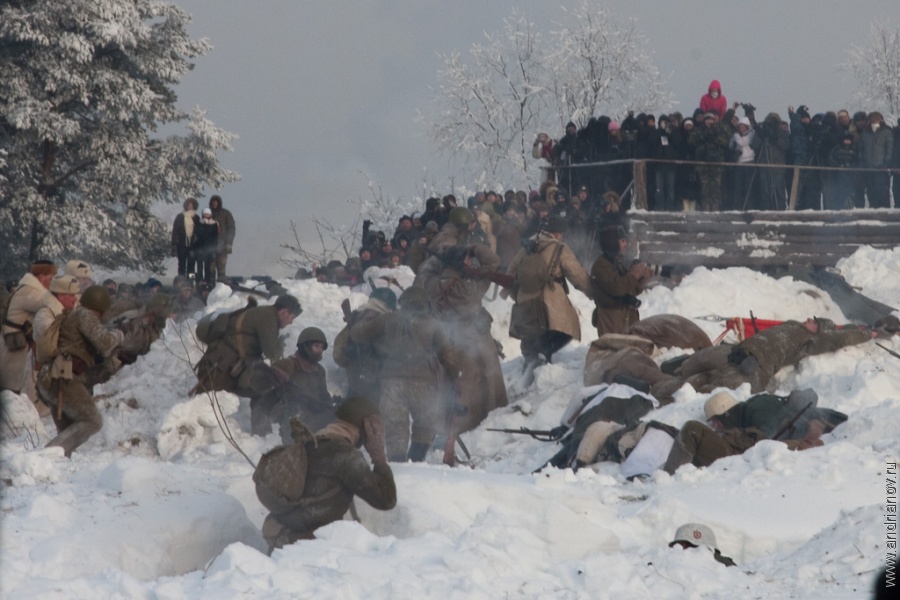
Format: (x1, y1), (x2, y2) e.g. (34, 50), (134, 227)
(487, 426), (569, 442)
(773, 401), (814, 441)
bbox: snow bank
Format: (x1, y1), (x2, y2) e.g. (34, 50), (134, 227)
(1, 247), (898, 599)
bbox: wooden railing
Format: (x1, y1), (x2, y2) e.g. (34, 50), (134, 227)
(544, 159), (899, 268)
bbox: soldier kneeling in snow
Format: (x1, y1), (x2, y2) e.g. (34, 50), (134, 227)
(255, 397), (396, 555)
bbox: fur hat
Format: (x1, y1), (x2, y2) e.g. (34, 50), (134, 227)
(30, 260), (58, 277)
(49, 274), (80, 295)
(64, 259), (91, 279)
(599, 226), (625, 255)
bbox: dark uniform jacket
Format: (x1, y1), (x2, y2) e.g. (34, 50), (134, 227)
(590, 252), (643, 336)
(273, 434), (396, 535)
(271, 353), (333, 435)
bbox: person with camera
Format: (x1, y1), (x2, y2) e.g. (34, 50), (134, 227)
(749, 107), (790, 210)
(859, 111), (894, 209)
(728, 108), (757, 210)
(648, 114), (680, 211)
(590, 226), (653, 336)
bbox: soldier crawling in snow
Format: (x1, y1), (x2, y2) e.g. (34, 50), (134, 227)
(661, 317), (876, 395)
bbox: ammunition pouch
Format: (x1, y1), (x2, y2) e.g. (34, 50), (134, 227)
(4, 331), (28, 351)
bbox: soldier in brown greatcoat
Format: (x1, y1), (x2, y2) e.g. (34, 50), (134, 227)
(506, 216), (593, 366)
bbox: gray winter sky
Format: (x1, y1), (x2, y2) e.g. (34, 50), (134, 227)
(171, 0), (897, 276)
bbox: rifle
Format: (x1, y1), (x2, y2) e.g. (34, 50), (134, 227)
(876, 342), (900, 361)
(466, 267), (515, 290)
(487, 426), (568, 442)
(427, 245), (515, 289)
(340, 298), (352, 322)
(226, 280), (273, 299)
(773, 401), (813, 441)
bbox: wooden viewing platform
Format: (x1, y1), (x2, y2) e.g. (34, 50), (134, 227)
(630, 209), (900, 269)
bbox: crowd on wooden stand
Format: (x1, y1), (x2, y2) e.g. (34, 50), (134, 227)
(537, 80), (898, 213)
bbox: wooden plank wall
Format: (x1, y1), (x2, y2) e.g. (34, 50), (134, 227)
(630, 210), (900, 268)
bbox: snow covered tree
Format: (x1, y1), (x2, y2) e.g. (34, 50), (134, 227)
(843, 21), (900, 121)
(0, 0), (237, 279)
(423, 2), (672, 185)
(545, 2), (673, 129)
(426, 10), (547, 184)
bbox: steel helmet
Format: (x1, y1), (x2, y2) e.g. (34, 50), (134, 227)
(669, 523), (718, 550)
(369, 287), (397, 311)
(448, 207), (474, 226)
(296, 326), (328, 350)
(144, 293), (174, 316)
(80, 285), (111, 313)
(335, 396), (380, 429)
(704, 391), (738, 420)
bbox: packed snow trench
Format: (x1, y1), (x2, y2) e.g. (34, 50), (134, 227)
(2, 247), (899, 599)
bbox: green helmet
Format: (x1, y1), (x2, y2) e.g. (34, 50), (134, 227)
(144, 293), (173, 316)
(448, 207), (474, 226)
(80, 285), (112, 313)
(369, 287), (397, 310)
(335, 396), (380, 428)
(296, 326), (328, 350)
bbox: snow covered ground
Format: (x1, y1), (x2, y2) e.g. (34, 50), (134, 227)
(2, 249), (898, 599)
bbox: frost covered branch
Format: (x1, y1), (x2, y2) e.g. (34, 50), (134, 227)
(842, 21), (900, 121)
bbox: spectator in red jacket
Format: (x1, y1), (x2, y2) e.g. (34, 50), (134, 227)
(699, 80), (727, 121)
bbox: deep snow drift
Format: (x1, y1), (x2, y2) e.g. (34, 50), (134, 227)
(2, 249), (899, 599)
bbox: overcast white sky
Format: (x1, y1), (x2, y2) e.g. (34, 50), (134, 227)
(171, 0), (897, 275)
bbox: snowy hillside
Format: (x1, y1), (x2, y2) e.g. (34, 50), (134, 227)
(2, 250), (899, 599)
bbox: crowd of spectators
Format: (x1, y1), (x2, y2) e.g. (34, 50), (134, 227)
(300, 184), (632, 286)
(540, 80), (899, 212)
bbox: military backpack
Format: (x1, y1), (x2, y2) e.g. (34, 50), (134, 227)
(253, 417), (316, 514)
(34, 311), (67, 366)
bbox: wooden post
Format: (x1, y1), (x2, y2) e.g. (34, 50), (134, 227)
(788, 166), (800, 210)
(633, 160), (647, 210)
